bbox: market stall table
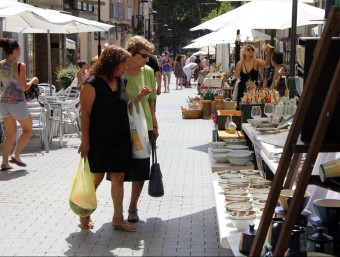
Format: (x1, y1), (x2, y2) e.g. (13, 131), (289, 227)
(203, 78), (223, 88)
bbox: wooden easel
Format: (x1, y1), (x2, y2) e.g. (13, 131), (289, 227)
(249, 7), (340, 256)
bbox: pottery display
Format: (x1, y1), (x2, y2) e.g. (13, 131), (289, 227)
(239, 223), (257, 254)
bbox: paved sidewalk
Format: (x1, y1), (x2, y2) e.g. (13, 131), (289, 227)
(0, 74), (233, 256)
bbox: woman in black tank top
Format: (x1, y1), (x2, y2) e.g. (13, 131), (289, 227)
(233, 44), (271, 104)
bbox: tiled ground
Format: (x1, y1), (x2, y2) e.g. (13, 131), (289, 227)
(0, 75), (233, 256)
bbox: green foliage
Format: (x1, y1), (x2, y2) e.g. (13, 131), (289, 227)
(201, 3), (234, 23)
(151, 0), (234, 55)
(56, 65), (78, 89)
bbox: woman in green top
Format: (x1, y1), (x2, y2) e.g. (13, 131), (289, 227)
(124, 36), (159, 223)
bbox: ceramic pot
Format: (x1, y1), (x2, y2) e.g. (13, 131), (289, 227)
(289, 225), (307, 253)
(307, 227), (333, 255)
(239, 223), (257, 254)
(269, 217), (284, 250)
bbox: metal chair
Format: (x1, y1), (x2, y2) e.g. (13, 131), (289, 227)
(16, 101), (50, 153)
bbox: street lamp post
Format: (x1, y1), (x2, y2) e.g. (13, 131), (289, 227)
(147, 10), (157, 41)
(137, 0), (149, 35)
(97, 0), (101, 56)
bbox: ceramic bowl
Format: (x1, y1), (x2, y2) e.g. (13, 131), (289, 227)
(225, 144), (249, 151)
(228, 210), (257, 231)
(210, 142), (226, 148)
(225, 201), (252, 212)
(313, 199), (340, 225)
(227, 178), (249, 187)
(240, 169), (260, 176)
(211, 147), (231, 154)
(225, 194), (251, 202)
(252, 193), (268, 201)
(227, 156), (252, 166)
(223, 138), (247, 145)
(217, 170), (238, 175)
(227, 151), (252, 158)
(224, 188), (248, 195)
(250, 179), (272, 187)
(253, 199), (267, 209)
(249, 185), (271, 190)
(250, 188), (270, 195)
(220, 173), (241, 180)
(212, 153), (229, 163)
(279, 189), (310, 213)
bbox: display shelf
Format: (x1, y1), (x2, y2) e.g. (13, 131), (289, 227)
(208, 148), (254, 172)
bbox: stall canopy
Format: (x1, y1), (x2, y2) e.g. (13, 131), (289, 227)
(0, 0), (114, 87)
(193, 28), (271, 45)
(190, 1), (324, 31)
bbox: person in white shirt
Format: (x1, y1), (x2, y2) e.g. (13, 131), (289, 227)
(183, 62), (198, 88)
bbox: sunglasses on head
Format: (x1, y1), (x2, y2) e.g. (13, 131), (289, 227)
(246, 47), (254, 52)
(136, 52), (150, 58)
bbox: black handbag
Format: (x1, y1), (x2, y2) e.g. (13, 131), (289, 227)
(18, 62), (43, 106)
(148, 140), (164, 197)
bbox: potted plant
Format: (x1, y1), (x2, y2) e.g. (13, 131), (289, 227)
(56, 65), (78, 90)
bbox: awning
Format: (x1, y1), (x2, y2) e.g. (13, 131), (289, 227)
(81, 0), (105, 6)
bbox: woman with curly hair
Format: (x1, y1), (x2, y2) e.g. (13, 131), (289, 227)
(78, 45), (137, 232)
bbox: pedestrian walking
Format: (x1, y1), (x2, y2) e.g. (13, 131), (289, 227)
(124, 36), (159, 224)
(77, 44), (137, 232)
(0, 38), (39, 171)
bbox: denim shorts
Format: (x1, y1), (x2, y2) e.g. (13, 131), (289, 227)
(0, 102), (30, 120)
(162, 71), (171, 76)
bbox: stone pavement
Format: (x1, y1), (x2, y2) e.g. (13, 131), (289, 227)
(0, 74), (233, 256)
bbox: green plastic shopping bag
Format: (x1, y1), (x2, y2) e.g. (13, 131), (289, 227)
(69, 158), (97, 217)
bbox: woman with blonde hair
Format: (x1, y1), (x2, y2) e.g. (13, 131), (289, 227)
(124, 36), (158, 224)
(233, 44), (270, 103)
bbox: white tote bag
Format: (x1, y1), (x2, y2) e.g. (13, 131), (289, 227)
(127, 101), (151, 159)
(232, 78), (240, 101)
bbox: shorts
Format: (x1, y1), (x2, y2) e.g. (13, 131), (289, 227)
(162, 71), (171, 76)
(0, 102), (30, 120)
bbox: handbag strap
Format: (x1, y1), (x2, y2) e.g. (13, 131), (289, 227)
(151, 140), (157, 165)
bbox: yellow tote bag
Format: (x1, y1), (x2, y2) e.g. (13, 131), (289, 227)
(69, 158), (97, 217)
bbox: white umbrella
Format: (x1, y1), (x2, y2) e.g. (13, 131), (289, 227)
(0, 0), (113, 87)
(183, 41), (216, 49)
(190, 1), (324, 31)
(192, 28), (271, 45)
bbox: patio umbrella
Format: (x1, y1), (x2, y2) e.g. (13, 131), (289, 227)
(192, 28), (271, 45)
(190, 1), (324, 31)
(0, 0), (114, 89)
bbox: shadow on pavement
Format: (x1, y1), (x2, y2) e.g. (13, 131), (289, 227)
(0, 169), (28, 180)
(63, 208), (232, 256)
(188, 143), (209, 153)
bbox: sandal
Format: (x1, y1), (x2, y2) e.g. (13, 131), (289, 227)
(1, 164), (13, 171)
(112, 222), (137, 232)
(128, 210), (139, 223)
(79, 216), (94, 229)
(9, 156), (26, 167)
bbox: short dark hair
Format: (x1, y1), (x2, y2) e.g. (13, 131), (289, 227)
(0, 38), (19, 55)
(272, 51), (284, 65)
(76, 60), (87, 68)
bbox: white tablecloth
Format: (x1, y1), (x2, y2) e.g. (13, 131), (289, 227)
(203, 78), (223, 87)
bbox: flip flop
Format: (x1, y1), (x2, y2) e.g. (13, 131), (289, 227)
(1, 164), (13, 171)
(128, 210), (139, 223)
(112, 223), (136, 232)
(9, 157), (27, 167)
